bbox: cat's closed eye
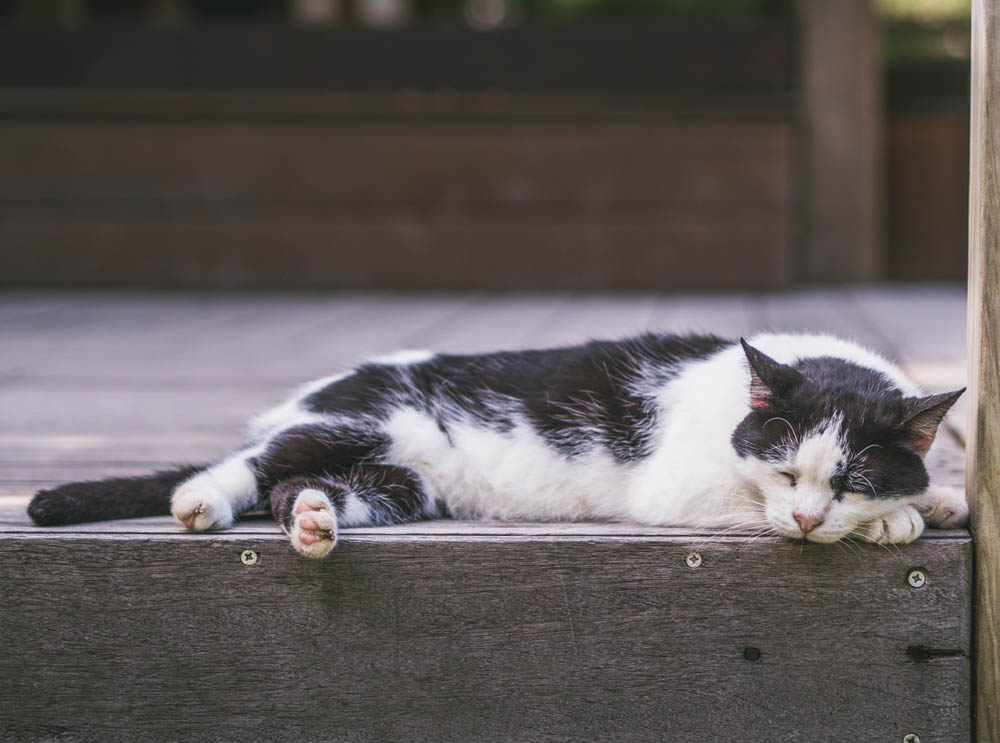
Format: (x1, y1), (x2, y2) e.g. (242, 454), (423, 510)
(779, 471), (797, 487)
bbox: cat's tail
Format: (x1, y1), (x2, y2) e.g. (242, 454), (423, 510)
(27, 465), (206, 526)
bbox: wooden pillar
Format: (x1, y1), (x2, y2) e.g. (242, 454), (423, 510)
(797, 0), (883, 282)
(968, 1), (1000, 739)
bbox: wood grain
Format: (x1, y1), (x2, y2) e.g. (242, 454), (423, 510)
(0, 122), (791, 205)
(888, 113), (970, 281)
(967, 1), (1000, 739)
(0, 24), (793, 92)
(0, 208), (791, 291)
(797, 0), (883, 282)
(0, 531), (971, 743)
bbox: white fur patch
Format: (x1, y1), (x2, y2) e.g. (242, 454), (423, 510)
(339, 490), (374, 527)
(383, 407), (631, 522)
(247, 372), (347, 439)
(368, 350), (435, 366)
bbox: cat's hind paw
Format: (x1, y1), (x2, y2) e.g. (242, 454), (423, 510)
(171, 482), (234, 531)
(857, 504), (924, 545)
(289, 489), (338, 559)
(915, 485), (969, 529)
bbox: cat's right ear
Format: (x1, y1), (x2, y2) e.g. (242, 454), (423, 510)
(740, 339), (804, 410)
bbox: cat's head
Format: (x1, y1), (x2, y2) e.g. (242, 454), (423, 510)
(731, 339), (963, 543)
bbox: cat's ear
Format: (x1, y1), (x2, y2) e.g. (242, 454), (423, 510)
(740, 339), (804, 410)
(899, 388), (965, 456)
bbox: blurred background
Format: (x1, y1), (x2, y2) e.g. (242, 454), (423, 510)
(0, 0), (971, 290)
(0, 1), (971, 520)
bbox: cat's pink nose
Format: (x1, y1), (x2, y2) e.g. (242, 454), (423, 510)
(793, 512), (824, 534)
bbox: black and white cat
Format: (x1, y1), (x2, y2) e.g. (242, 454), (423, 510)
(28, 333), (968, 558)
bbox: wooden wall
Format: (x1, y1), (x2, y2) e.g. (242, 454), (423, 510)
(886, 59), (970, 282)
(0, 24), (796, 290)
(0, 22), (972, 289)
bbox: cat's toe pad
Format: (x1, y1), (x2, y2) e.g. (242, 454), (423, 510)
(861, 504), (924, 544)
(289, 489), (337, 558)
(171, 483), (234, 531)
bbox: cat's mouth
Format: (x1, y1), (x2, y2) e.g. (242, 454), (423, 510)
(771, 521), (850, 544)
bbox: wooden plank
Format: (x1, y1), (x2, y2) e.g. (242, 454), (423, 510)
(0, 24), (794, 92)
(0, 530), (971, 743)
(518, 295), (657, 349)
(888, 113), (970, 281)
(0, 89), (795, 121)
(0, 210), (791, 291)
(647, 294), (756, 338)
(0, 502), (973, 541)
(967, 1), (1000, 739)
(757, 289), (895, 355)
(797, 0), (883, 281)
(0, 293), (475, 384)
(0, 122), (792, 206)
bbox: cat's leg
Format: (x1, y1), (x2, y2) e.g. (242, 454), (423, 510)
(855, 504), (925, 545)
(172, 420), (383, 532)
(269, 477), (339, 559)
(171, 448), (261, 531)
(269, 464), (436, 558)
(913, 484), (969, 529)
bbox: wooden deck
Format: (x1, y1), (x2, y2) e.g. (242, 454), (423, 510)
(0, 287), (972, 742)
(0, 286), (968, 504)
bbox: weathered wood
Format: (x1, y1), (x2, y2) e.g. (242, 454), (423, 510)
(0, 89), (793, 120)
(0, 119), (792, 291)
(0, 530), (971, 743)
(888, 113), (970, 281)
(797, 0), (883, 281)
(0, 24), (794, 92)
(0, 122), (791, 205)
(967, 1), (1000, 739)
(0, 209), (791, 291)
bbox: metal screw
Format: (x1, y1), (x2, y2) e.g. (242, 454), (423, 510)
(907, 569), (927, 589)
(240, 549), (258, 566)
(685, 552), (702, 568)
(903, 733), (920, 743)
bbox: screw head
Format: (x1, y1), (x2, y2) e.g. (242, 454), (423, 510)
(907, 569), (927, 588)
(685, 552), (702, 568)
(903, 733), (920, 743)
(240, 549), (258, 566)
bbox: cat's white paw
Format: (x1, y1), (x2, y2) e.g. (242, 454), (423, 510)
(858, 504), (925, 545)
(171, 482), (234, 531)
(289, 488), (337, 559)
(915, 485), (969, 529)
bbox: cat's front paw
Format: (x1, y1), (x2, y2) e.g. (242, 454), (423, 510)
(289, 489), (337, 559)
(858, 504), (925, 545)
(915, 485), (969, 529)
(171, 482), (234, 531)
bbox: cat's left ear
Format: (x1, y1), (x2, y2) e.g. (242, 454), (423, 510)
(740, 339), (805, 410)
(899, 388), (965, 456)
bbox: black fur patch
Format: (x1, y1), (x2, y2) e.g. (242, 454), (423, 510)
(27, 465), (204, 526)
(250, 424), (390, 493)
(731, 351), (948, 499)
(306, 333), (730, 463)
(268, 465), (436, 528)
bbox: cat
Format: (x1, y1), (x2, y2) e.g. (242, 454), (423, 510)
(27, 332), (969, 558)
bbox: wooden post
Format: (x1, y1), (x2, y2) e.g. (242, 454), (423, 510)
(797, 0), (883, 282)
(968, 1), (1000, 739)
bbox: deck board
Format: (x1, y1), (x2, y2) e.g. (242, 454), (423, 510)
(0, 287), (971, 743)
(0, 287), (967, 499)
